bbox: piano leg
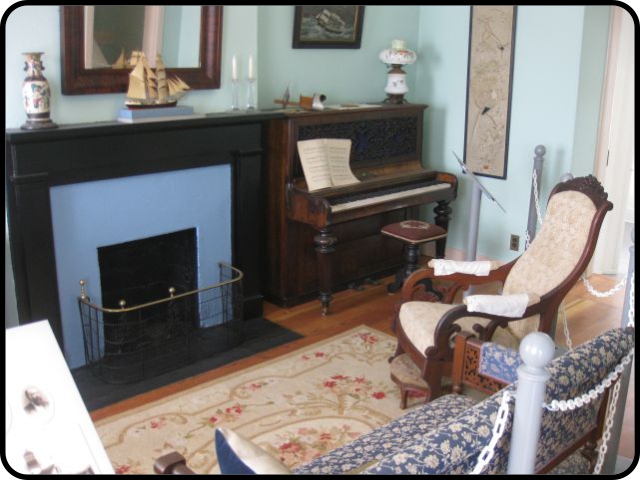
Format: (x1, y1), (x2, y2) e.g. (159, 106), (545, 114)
(314, 229), (337, 315)
(434, 200), (453, 258)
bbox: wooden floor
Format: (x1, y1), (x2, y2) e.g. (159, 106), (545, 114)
(91, 268), (634, 460)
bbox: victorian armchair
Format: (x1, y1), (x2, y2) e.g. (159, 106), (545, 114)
(390, 175), (613, 404)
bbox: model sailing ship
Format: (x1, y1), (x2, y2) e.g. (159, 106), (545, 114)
(125, 52), (190, 109)
(315, 9), (346, 34)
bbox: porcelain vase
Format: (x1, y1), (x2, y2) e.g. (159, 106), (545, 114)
(21, 52), (57, 130)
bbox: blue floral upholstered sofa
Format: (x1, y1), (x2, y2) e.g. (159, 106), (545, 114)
(293, 327), (633, 475)
(154, 327), (634, 475)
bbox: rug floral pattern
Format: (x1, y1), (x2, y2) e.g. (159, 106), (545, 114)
(95, 327), (410, 474)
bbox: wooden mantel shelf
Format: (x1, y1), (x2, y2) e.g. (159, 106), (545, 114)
(6, 110), (284, 142)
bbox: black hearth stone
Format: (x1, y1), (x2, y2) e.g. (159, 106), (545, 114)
(71, 317), (303, 412)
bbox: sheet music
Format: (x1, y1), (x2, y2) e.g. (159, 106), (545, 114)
(326, 139), (359, 186)
(297, 139), (333, 191)
(297, 139), (360, 191)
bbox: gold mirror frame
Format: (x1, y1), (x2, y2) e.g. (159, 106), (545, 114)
(60, 6), (223, 95)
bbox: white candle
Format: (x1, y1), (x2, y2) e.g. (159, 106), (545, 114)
(248, 55), (254, 80)
(231, 55), (238, 81)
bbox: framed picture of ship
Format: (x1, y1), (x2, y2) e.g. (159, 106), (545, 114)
(293, 6), (365, 49)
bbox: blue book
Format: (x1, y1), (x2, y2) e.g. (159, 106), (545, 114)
(117, 105), (195, 119)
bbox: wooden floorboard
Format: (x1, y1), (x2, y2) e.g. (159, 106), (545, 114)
(90, 269), (633, 460)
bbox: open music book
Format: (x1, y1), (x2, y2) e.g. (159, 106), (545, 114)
(297, 139), (360, 191)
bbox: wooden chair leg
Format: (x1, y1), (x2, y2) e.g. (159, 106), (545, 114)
(154, 452), (196, 474)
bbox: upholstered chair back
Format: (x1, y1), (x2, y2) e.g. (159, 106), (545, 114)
(502, 190), (598, 342)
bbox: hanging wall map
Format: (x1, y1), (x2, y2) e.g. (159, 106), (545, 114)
(464, 6), (517, 179)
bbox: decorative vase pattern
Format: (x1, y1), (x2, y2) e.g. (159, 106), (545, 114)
(21, 52), (57, 130)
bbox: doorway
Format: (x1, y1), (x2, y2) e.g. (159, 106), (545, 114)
(592, 6), (635, 276)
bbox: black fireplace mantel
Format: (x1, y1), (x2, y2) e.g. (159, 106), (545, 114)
(6, 111), (284, 349)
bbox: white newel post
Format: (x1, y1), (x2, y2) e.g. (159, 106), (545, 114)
(507, 332), (556, 474)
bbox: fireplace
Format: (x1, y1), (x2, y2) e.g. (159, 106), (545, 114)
(98, 229), (198, 315)
(98, 228), (198, 355)
(6, 113), (275, 368)
(49, 164), (232, 368)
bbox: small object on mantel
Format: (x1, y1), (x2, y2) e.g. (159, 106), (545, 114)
(125, 52), (191, 109)
(21, 52), (57, 130)
(274, 83), (326, 110)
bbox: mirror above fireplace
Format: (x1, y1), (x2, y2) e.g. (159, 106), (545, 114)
(60, 6), (223, 95)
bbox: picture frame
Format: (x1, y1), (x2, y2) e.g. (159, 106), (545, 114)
(463, 6), (517, 179)
(292, 6), (365, 49)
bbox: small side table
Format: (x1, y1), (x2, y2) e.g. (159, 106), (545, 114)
(381, 220), (447, 293)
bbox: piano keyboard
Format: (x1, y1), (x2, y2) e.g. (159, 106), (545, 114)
(330, 181), (450, 213)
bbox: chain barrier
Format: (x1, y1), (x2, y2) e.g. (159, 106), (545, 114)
(471, 391), (513, 474)
(559, 302), (573, 351)
(594, 376), (623, 473)
(583, 274), (627, 297)
(525, 169), (544, 250)
(544, 345), (634, 474)
(628, 273), (635, 328)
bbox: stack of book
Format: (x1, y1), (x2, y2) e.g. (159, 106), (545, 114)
(116, 106), (205, 124)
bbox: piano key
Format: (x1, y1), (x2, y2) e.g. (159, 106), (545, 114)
(330, 182), (450, 213)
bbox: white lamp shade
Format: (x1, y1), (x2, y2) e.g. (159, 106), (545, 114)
(378, 39), (417, 66)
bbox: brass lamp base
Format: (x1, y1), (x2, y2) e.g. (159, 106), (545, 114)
(383, 94), (407, 105)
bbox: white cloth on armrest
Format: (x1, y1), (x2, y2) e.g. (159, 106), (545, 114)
(464, 293), (533, 318)
(428, 259), (497, 276)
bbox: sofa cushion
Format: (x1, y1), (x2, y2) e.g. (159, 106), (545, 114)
(215, 427), (291, 475)
(291, 393), (476, 474)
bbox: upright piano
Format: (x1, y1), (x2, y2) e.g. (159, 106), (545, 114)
(264, 103), (458, 314)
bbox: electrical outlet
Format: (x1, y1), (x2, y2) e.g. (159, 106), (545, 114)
(510, 234), (520, 251)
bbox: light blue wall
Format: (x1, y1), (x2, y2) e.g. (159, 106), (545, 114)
(416, 5), (608, 261)
(257, 6), (421, 108)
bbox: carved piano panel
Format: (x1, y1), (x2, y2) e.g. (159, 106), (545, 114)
(264, 104), (457, 311)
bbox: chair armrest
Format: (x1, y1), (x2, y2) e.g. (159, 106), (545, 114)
(463, 293), (541, 318)
(401, 259), (517, 304)
(428, 296), (549, 363)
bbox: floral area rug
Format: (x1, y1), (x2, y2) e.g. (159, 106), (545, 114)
(94, 326), (412, 474)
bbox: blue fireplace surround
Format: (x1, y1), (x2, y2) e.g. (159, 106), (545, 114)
(5, 111), (283, 363)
